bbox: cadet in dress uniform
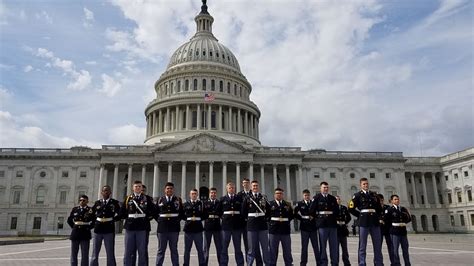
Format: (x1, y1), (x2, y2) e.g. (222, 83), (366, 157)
(378, 194), (394, 265)
(310, 182), (339, 266)
(155, 182), (184, 266)
(90, 185), (121, 266)
(204, 187), (223, 265)
(241, 180), (271, 266)
(348, 178), (383, 266)
(294, 189), (320, 266)
(220, 182), (245, 266)
(335, 195), (351, 266)
(238, 178), (263, 266)
(268, 187), (294, 266)
(383, 195), (412, 266)
(182, 188), (207, 266)
(121, 180), (155, 266)
(67, 194), (93, 266)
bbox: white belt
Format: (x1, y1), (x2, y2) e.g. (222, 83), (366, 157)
(301, 215), (311, 219)
(128, 214), (146, 218)
(270, 217), (289, 222)
(96, 217), (113, 222)
(159, 213), (179, 218)
(208, 215), (219, 219)
(223, 211), (240, 215)
(187, 217), (202, 221)
(337, 221), (346, 225)
(319, 211), (333, 215)
(74, 221), (91, 225)
(361, 209), (376, 213)
(248, 212), (265, 217)
(392, 223), (407, 227)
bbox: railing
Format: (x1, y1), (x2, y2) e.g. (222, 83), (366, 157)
(440, 147), (474, 163)
(101, 145), (151, 151)
(255, 146), (302, 152)
(405, 157), (441, 164)
(309, 150), (403, 157)
(0, 148), (93, 153)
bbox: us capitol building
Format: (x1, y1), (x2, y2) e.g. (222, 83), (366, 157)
(0, 2), (472, 236)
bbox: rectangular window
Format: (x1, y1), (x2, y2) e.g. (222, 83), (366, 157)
(57, 217), (64, 229)
(445, 175), (448, 181)
(61, 171), (69, 178)
(471, 214), (474, 226)
(33, 217), (41, 230)
(370, 173), (375, 179)
(350, 173), (355, 179)
(410, 195), (414, 204)
(385, 173), (391, 179)
(448, 193), (452, 204)
(16, 171), (23, 178)
(454, 173), (459, 179)
(13, 191), (21, 204)
(0, 170), (5, 178)
(450, 215), (455, 226)
(313, 172), (320, 179)
(10, 217), (17, 230)
(331, 190), (338, 196)
(421, 195), (425, 204)
(457, 191), (462, 203)
(79, 171), (87, 178)
(460, 214), (465, 226)
(439, 194), (444, 204)
(464, 171), (469, 178)
(330, 172), (336, 178)
(468, 190), (472, 202)
(59, 191), (67, 204)
(36, 189), (45, 204)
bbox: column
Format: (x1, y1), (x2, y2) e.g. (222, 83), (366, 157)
(176, 106), (180, 130)
(236, 162), (241, 189)
(421, 172), (429, 207)
(256, 119), (259, 138)
(141, 165), (146, 185)
(195, 162), (200, 189)
(171, 109), (175, 131)
(249, 162), (254, 180)
(127, 164), (133, 195)
(244, 111), (249, 135)
(158, 109), (163, 133)
(167, 162), (173, 182)
(285, 165), (291, 201)
(432, 172), (440, 206)
(209, 162), (214, 188)
(260, 164), (265, 194)
(97, 164), (105, 199)
(298, 165), (303, 198)
(181, 162), (187, 198)
(152, 111), (157, 135)
(218, 105), (223, 130)
(222, 162), (227, 194)
(197, 104), (201, 130)
(165, 107), (170, 132)
(207, 104), (212, 130)
(273, 164), (278, 190)
(112, 164), (119, 199)
(237, 109), (241, 133)
(185, 104), (190, 130)
(250, 114), (254, 137)
(153, 163), (160, 198)
(409, 172), (418, 207)
(228, 107), (232, 132)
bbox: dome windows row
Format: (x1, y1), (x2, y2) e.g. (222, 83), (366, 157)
(169, 43), (240, 70)
(157, 77), (250, 100)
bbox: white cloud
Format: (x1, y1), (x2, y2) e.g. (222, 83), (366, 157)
(35, 10), (52, 24)
(83, 7), (94, 28)
(35, 48), (92, 91)
(23, 65), (33, 72)
(85, 60), (97, 65)
(107, 123), (145, 144)
(99, 73), (122, 97)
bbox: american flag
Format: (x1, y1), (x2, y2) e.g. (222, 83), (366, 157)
(204, 93), (215, 102)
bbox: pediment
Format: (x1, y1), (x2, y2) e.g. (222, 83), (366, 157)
(155, 133), (249, 154)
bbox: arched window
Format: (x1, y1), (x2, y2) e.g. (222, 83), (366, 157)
(185, 79), (189, 91)
(193, 79), (198, 91)
(36, 186), (46, 204)
(211, 79), (215, 91)
(195, 49), (199, 56)
(219, 81), (223, 92)
(227, 82), (231, 93)
(234, 84), (237, 95)
(177, 80), (181, 92)
(202, 79), (206, 90)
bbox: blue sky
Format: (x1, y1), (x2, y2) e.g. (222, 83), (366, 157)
(0, 0), (472, 156)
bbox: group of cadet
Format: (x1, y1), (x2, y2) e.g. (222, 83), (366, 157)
(68, 177), (412, 266)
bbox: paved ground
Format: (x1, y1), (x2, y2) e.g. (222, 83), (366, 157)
(1, 233), (474, 265)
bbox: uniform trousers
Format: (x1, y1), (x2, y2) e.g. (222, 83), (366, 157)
(123, 230), (148, 266)
(300, 230), (320, 266)
(390, 234), (411, 266)
(204, 230), (222, 265)
(70, 239), (89, 266)
(338, 235), (350, 266)
(318, 227), (339, 266)
(247, 230), (270, 266)
(221, 229), (245, 266)
(358, 226), (383, 266)
(269, 233), (293, 266)
(156, 232), (179, 266)
(183, 232), (205, 266)
(90, 232), (116, 266)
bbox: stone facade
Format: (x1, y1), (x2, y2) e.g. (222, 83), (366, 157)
(0, 2), (472, 235)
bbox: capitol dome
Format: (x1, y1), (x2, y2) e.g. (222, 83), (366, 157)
(144, 1), (261, 146)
